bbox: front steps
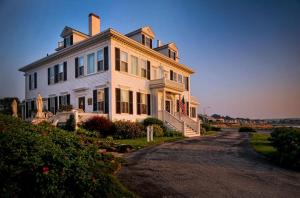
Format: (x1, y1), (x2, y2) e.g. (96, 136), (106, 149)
(185, 125), (200, 137)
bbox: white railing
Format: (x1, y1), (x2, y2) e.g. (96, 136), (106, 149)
(158, 110), (185, 134)
(175, 112), (200, 133)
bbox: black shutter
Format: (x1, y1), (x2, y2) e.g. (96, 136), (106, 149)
(48, 98), (50, 111)
(142, 34), (145, 45)
(115, 48), (120, 71)
(177, 100), (179, 112)
(54, 65), (59, 83)
(168, 49), (171, 58)
(75, 58), (79, 78)
(93, 90), (97, 112)
(147, 94), (151, 115)
(31, 100), (34, 112)
(186, 77), (189, 91)
(137, 92), (141, 115)
(63, 38), (66, 48)
(59, 96), (62, 108)
(150, 39), (152, 48)
(70, 35), (73, 45)
(104, 46), (109, 71)
(63, 62), (67, 81)
(34, 72), (37, 89)
(67, 94), (70, 105)
(54, 97), (58, 114)
(186, 102), (189, 116)
(29, 75), (32, 90)
(129, 91), (133, 114)
(48, 68), (51, 85)
(104, 87), (109, 114)
(25, 102), (29, 118)
(170, 70), (173, 80)
(116, 88), (121, 114)
(147, 61), (151, 80)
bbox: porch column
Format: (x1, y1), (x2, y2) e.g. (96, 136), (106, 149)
(162, 89), (165, 121)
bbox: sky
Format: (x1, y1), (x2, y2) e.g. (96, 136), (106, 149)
(0, 0), (299, 119)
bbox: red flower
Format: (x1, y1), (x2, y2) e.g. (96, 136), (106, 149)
(42, 166), (49, 174)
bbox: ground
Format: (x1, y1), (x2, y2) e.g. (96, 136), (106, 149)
(118, 130), (300, 198)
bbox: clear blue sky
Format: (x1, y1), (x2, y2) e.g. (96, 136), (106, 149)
(0, 0), (299, 119)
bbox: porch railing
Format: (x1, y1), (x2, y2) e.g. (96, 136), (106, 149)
(175, 112), (200, 133)
(158, 110), (185, 134)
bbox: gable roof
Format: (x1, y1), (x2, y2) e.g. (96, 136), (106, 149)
(125, 26), (155, 38)
(60, 26), (90, 38)
(154, 42), (178, 51)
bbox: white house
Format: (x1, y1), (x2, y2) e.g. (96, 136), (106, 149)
(19, 13), (200, 137)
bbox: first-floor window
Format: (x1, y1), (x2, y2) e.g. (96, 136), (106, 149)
(140, 93), (147, 114)
(178, 74), (183, 83)
(49, 97), (56, 113)
(121, 89), (129, 113)
(191, 107), (196, 118)
(97, 89), (104, 112)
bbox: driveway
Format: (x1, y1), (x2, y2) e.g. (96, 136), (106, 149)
(117, 131), (300, 198)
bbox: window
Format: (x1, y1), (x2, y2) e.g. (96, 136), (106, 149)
(49, 68), (54, 84)
(120, 51), (128, 72)
(60, 95), (68, 106)
(145, 37), (152, 48)
(78, 57), (84, 76)
(140, 93), (147, 114)
(58, 63), (64, 81)
(173, 72), (177, 82)
(168, 49), (176, 60)
(140, 59), (147, 78)
(97, 89), (105, 112)
(191, 107), (196, 118)
(65, 36), (71, 47)
(49, 97), (56, 114)
(87, 53), (95, 74)
(178, 74), (183, 83)
(131, 55), (139, 75)
(97, 49), (104, 71)
(121, 89), (129, 113)
(184, 76), (189, 91)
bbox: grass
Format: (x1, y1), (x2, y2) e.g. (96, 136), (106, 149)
(250, 133), (276, 157)
(203, 131), (217, 136)
(114, 136), (183, 150)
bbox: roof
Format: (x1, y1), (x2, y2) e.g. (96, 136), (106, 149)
(125, 26), (155, 39)
(154, 42), (178, 51)
(60, 26), (90, 38)
(19, 28), (194, 74)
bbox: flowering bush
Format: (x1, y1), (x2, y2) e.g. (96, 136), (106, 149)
(0, 114), (132, 197)
(112, 120), (145, 139)
(152, 124), (164, 137)
(82, 116), (112, 137)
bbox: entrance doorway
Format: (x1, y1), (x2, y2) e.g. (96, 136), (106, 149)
(78, 97), (85, 111)
(165, 100), (171, 113)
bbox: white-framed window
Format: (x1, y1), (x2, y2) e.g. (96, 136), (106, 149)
(121, 89), (129, 113)
(120, 51), (128, 72)
(173, 72), (177, 82)
(145, 37), (152, 48)
(140, 93), (147, 114)
(178, 74), (183, 83)
(140, 59), (147, 78)
(97, 89), (105, 112)
(49, 67), (54, 84)
(78, 56), (84, 76)
(131, 55), (139, 75)
(65, 36), (71, 47)
(191, 107), (196, 118)
(49, 97), (56, 113)
(97, 49), (104, 72)
(58, 63), (64, 81)
(87, 53), (95, 74)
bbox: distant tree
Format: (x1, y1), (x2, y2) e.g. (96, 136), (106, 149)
(211, 114), (222, 119)
(225, 116), (233, 120)
(0, 97), (20, 115)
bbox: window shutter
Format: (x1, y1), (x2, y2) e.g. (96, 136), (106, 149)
(25, 102), (29, 118)
(115, 48), (120, 71)
(147, 94), (151, 115)
(104, 87), (109, 114)
(63, 62), (67, 81)
(186, 77), (189, 91)
(136, 92), (141, 115)
(186, 102), (189, 116)
(63, 38), (66, 48)
(48, 98), (50, 111)
(116, 88), (121, 114)
(34, 72), (37, 89)
(150, 39), (152, 48)
(75, 58), (79, 78)
(177, 100), (179, 112)
(93, 90), (97, 112)
(168, 49), (171, 58)
(142, 34), (145, 45)
(54, 97), (58, 114)
(31, 100), (35, 112)
(104, 46), (109, 71)
(67, 94), (70, 105)
(174, 52), (176, 60)
(147, 61), (151, 80)
(129, 91), (133, 114)
(54, 65), (59, 83)
(59, 96), (62, 108)
(70, 35), (73, 45)
(29, 75), (32, 90)
(170, 70), (173, 80)
(48, 68), (50, 85)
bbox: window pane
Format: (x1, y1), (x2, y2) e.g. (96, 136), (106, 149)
(121, 90), (129, 102)
(121, 51), (128, 62)
(87, 53), (95, 74)
(131, 55), (138, 75)
(97, 49), (103, 61)
(79, 57), (84, 66)
(59, 64), (64, 73)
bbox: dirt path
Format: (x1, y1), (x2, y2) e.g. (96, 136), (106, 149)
(117, 131), (300, 198)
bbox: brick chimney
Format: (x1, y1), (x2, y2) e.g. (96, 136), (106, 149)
(89, 13), (100, 36)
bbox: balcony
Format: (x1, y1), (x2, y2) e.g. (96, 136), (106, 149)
(55, 41), (64, 51)
(149, 77), (185, 92)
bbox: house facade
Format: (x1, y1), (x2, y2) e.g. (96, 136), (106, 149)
(19, 13), (200, 137)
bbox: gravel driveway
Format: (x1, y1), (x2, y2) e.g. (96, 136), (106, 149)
(117, 131), (300, 198)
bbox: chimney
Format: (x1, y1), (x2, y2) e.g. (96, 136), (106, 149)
(157, 40), (162, 48)
(89, 13), (100, 36)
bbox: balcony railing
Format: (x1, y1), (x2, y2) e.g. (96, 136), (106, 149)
(57, 41), (64, 48)
(149, 77), (185, 92)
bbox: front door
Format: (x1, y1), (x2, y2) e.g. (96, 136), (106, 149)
(78, 97), (85, 111)
(165, 100), (171, 113)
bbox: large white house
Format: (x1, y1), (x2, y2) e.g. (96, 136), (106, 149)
(19, 13), (200, 137)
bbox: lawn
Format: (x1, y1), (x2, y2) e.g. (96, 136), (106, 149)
(203, 131), (217, 136)
(114, 136), (183, 150)
(250, 133), (276, 157)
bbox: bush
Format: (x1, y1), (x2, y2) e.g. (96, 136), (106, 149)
(200, 127), (206, 135)
(269, 127), (300, 169)
(152, 124), (164, 137)
(211, 126), (221, 131)
(201, 123), (212, 131)
(64, 114), (76, 131)
(163, 130), (183, 137)
(82, 116), (112, 137)
(143, 117), (166, 131)
(112, 120), (145, 139)
(239, 126), (256, 132)
(0, 114), (133, 197)
(76, 127), (97, 138)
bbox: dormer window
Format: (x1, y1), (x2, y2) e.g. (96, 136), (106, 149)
(142, 34), (152, 48)
(168, 49), (176, 60)
(64, 35), (73, 47)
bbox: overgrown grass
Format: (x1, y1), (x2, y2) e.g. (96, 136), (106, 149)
(114, 136), (183, 150)
(250, 133), (276, 157)
(203, 131), (217, 136)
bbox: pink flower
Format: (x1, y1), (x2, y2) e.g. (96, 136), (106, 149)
(42, 166), (49, 174)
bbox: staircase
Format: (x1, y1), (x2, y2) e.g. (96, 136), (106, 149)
(158, 110), (201, 137)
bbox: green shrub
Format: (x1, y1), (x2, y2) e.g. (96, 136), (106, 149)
(269, 127), (300, 169)
(239, 126), (256, 132)
(201, 127), (206, 135)
(201, 123), (212, 131)
(143, 117), (166, 131)
(82, 116), (112, 137)
(163, 130), (183, 137)
(152, 124), (164, 137)
(64, 114), (76, 131)
(211, 126), (221, 131)
(112, 120), (145, 139)
(76, 127), (97, 137)
(0, 114), (133, 197)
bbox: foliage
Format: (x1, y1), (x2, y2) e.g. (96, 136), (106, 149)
(0, 97), (20, 116)
(163, 129), (183, 137)
(200, 127), (206, 135)
(82, 116), (112, 137)
(143, 117), (166, 131)
(202, 123), (221, 132)
(269, 127), (300, 169)
(112, 120), (145, 139)
(58, 105), (73, 112)
(239, 126), (256, 132)
(63, 114), (76, 131)
(76, 127), (97, 138)
(250, 133), (276, 157)
(0, 114), (133, 197)
(152, 124), (164, 137)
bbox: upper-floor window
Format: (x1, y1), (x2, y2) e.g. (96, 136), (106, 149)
(168, 49), (176, 60)
(28, 72), (37, 90)
(140, 59), (147, 78)
(178, 74), (183, 83)
(87, 53), (95, 74)
(58, 63), (64, 82)
(120, 51), (128, 72)
(184, 76), (189, 91)
(49, 68), (54, 84)
(142, 34), (152, 48)
(48, 62), (67, 85)
(131, 55), (139, 76)
(97, 49), (104, 71)
(173, 72), (177, 82)
(78, 57), (84, 76)
(153, 68), (157, 80)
